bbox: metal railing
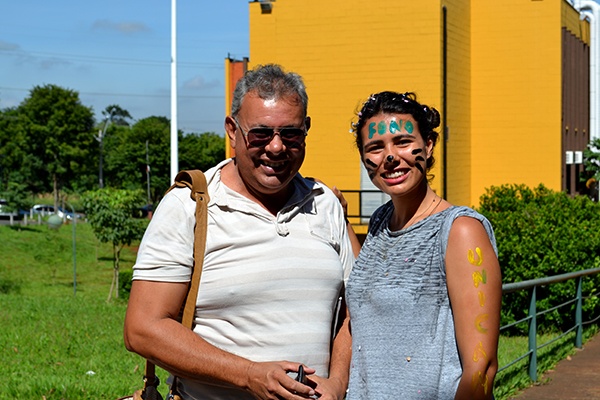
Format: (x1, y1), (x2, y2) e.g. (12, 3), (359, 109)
(340, 189), (386, 223)
(498, 267), (600, 382)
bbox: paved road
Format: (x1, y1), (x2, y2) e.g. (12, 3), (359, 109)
(511, 333), (600, 399)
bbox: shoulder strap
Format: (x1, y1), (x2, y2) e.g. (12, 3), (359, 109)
(169, 170), (210, 328)
(141, 170), (209, 394)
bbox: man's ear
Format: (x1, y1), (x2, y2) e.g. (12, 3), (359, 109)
(305, 116), (311, 132)
(225, 116), (237, 147)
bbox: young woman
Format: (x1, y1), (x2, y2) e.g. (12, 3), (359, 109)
(345, 91), (502, 399)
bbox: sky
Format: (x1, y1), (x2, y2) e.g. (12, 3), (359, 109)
(0, 0), (250, 135)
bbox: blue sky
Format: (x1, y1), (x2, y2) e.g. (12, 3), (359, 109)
(0, 0), (250, 135)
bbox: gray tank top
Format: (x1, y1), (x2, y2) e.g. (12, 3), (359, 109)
(346, 203), (497, 399)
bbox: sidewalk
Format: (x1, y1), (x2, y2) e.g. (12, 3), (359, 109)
(511, 333), (600, 399)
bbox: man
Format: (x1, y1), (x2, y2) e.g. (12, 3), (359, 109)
(124, 64), (354, 400)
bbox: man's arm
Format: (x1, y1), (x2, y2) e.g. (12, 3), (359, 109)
(124, 279), (317, 400)
(445, 217), (502, 400)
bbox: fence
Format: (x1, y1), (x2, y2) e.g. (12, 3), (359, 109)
(341, 189), (387, 225)
(498, 267), (600, 382)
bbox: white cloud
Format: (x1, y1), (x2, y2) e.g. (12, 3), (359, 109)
(182, 75), (220, 91)
(91, 19), (150, 35)
(0, 40), (20, 51)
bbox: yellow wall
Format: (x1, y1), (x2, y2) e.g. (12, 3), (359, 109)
(247, 0), (587, 208)
(249, 0), (445, 195)
(442, 0), (472, 205)
(471, 0), (563, 202)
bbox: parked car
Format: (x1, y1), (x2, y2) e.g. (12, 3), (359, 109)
(30, 204), (82, 220)
(0, 199), (18, 219)
(133, 204), (153, 218)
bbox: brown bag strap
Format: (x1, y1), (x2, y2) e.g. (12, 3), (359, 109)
(170, 170), (210, 328)
(142, 169), (210, 393)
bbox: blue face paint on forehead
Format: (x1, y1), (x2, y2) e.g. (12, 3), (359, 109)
(366, 119), (414, 139)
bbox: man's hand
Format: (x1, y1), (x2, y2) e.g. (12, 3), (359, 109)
(245, 361), (317, 400)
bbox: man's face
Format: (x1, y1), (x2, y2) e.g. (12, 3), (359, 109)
(226, 92), (308, 201)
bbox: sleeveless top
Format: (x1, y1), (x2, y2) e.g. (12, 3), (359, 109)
(345, 203), (497, 399)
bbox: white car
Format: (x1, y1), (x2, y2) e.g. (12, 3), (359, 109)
(30, 204), (80, 220)
(0, 199), (18, 219)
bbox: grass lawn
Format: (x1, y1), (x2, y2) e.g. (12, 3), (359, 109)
(0, 220), (596, 399)
(0, 221), (166, 399)
(494, 326), (598, 400)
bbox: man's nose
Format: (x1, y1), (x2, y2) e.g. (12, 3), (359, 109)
(265, 132), (285, 153)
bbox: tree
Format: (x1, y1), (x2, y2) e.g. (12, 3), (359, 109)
(179, 132), (225, 172)
(14, 84), (95, 205)
(0, 107), (29, 192)
(102, 104), (133, 127)
(82, 188), (146, 301)
(103, 116), (171, 201)
(94, 105), (133, 189)
(582, 138), (600, 200)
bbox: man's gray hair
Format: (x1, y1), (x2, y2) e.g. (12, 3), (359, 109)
(230, 64), (308, 117)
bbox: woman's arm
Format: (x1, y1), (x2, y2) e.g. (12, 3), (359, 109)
(445, 217), (502, 400)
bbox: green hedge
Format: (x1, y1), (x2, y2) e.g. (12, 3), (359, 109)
(477, 183), (600, 333)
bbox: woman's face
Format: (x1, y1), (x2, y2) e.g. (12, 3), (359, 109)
(360, 113), (432, 197)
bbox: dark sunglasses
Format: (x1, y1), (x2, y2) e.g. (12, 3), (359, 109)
(233, 117), (307, 148)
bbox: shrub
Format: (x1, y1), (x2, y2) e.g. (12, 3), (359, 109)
(119, 269), (133, 300)
(477, 184), (600, 333)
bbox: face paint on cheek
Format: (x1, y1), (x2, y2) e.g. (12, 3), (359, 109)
(364, 157), (378, 179)
(411, 148), (426, 174)
(364, 158), (378, 169)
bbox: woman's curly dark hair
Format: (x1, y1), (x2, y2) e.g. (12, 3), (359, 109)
(352, 91), (441, 171)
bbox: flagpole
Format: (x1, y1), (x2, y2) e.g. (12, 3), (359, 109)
(170, 0), (178, 183)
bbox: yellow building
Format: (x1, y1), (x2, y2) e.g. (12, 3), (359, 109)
(228, 0), (590, 230)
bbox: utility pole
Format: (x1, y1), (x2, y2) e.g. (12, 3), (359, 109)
(146, 140), (151, 206)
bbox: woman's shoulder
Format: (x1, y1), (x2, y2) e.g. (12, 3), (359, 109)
(440, 206), (497, 253)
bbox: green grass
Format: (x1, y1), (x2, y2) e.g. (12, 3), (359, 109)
(0, 221), (168, 399)
(493, 326), (598, 400)
(0, 220), (597, 399)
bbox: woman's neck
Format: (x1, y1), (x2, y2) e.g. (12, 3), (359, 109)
(389, 185), (440, 231)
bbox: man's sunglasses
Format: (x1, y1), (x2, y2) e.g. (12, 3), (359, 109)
(233, 117), (307, 148)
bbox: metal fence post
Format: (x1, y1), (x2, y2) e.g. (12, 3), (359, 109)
(576, 276), (583, 348)
(528, 286), (537, 381)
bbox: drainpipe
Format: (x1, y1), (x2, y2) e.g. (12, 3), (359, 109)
(577, 0), (600, 142)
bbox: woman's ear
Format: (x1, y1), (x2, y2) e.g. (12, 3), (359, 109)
(426, 138), (434, 159)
